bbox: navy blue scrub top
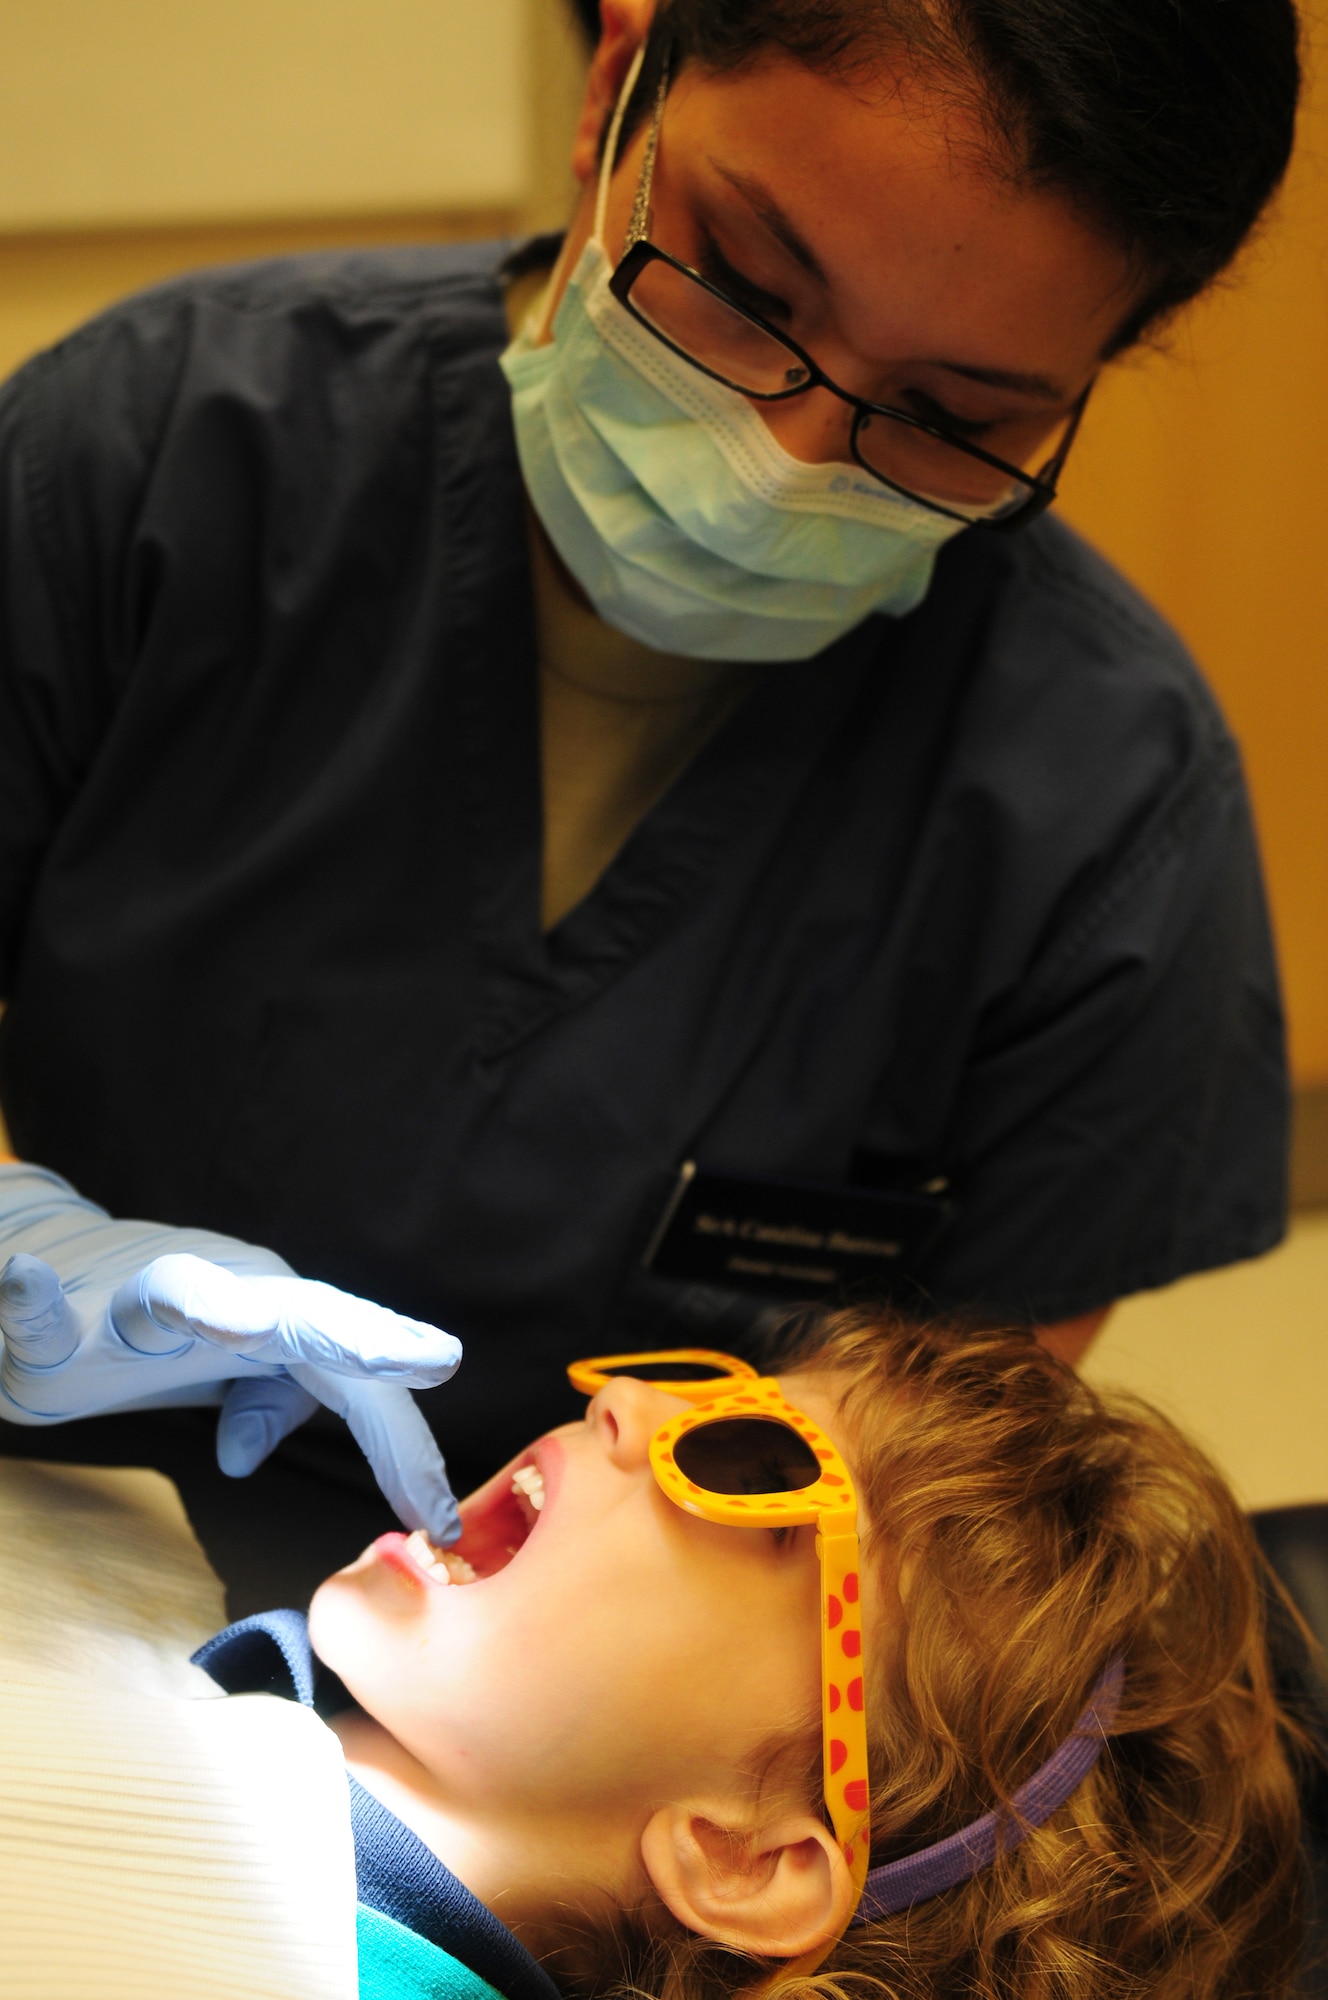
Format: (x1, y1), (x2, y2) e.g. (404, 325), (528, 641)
(0, 239), (1286, 1474)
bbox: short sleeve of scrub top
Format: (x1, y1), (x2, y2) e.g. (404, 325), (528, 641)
(0, 241), (1288, 1472)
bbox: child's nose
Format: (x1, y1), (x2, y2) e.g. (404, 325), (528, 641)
(587, 1377), (691, 1470)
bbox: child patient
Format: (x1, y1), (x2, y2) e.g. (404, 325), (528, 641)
(195, 1310), (1308, 2000)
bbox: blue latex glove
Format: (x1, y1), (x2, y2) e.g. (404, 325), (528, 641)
(0, 1163), (463, 1544)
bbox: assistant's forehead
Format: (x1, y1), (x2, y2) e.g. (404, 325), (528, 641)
(668, 51), (1141, 375)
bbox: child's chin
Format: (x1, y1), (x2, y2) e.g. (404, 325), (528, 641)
(307, 1560), (413, 1678)
(306, 1571), (355, 1664)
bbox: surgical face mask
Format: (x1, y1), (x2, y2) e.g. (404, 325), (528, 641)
(499, 63), (967, 663)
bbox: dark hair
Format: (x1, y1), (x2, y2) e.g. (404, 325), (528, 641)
(620, 0), (1301, 345)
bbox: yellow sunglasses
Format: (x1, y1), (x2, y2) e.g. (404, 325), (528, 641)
(568, 1350), (872, 1943)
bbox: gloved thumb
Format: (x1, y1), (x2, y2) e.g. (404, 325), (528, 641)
(216, 1374), (322, 1477)
(0, 1254), (82, 1368)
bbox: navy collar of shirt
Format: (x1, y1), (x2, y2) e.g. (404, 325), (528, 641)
(194, 1611), (562, 2000)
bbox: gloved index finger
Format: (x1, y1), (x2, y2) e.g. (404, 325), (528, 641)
(265, 1278), (464, 1388)
(291, 1364), (462, 1546)
(129, 1256), (463, 1388)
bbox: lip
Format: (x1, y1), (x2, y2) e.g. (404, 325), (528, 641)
(371, 1530), (434, 1590)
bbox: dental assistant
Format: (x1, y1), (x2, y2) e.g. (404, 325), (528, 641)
(0, 0), (1301, 1531)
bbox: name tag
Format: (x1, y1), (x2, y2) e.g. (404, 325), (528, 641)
(643, 1162), (951, 1302)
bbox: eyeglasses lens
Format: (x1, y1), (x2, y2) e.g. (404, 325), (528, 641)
(854, 411), (1039, 519)
(628, 255), (811, 395)
(673, 1415), (823, 1494)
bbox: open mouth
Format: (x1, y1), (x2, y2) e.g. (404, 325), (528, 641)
(403, 1451), (548, 1586)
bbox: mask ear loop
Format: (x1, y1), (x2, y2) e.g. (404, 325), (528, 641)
(531, 40), (651, 346)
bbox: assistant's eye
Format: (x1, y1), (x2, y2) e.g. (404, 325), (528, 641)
(900, 388), (997, 441)
(696, 231), (791, 325)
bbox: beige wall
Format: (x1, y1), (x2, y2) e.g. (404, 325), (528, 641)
(0, 1), (1323, 1084)
(1055, 15), (1328, 1086)
(0, 0), (529, 228)
(0, 0), (588, 383)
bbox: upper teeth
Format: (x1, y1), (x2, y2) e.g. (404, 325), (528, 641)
(405, 1529), (477, 1585)
(511, 1464), (545, 1510)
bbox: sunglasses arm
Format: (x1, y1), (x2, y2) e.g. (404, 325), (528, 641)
(765, 1525), (869, 1987)
(817, 1525), (871, 1881)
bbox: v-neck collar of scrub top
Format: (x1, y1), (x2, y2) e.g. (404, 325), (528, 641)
(454, 236), (906, 1060)
(454, 470), (897, 1063)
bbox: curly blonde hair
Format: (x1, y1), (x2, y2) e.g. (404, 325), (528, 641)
(579, 1309), (1307, 2000)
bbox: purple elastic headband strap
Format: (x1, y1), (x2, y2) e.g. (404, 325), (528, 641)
(851, 1654), (1125, 1925)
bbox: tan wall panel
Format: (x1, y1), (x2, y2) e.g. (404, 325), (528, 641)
(1058, 12), (1328, 1086)
(0, 214), (519, 388)
(0, 0), (528, 227)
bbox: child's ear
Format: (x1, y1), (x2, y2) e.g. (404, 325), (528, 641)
(640, 1803), (856, 1959)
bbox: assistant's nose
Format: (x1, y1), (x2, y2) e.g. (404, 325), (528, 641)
(586, 1377), (691, 1471)
(754, 382), (856, 466)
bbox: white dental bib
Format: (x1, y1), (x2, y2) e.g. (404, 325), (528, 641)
(0, 1459), (358, 2000)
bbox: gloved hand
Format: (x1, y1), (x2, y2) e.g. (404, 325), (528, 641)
(0, 1162), (464, 1545)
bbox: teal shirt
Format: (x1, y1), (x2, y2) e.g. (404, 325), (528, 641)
(357, 1906), (509, 2000)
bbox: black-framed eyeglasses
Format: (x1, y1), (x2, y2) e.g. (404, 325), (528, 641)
(606, 48), (1092, 531)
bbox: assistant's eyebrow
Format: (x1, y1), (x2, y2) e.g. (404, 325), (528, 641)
(709, 160), (828, 285)
(936, 360), (1071, 403)
(712, 158), (1077, 404)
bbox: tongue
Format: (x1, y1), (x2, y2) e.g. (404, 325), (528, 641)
(451, 1469), (535, 1579)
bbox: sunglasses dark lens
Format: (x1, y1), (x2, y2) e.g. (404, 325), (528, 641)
(674, 1416), (823, 1494)
(599, 1361), (737, 1382)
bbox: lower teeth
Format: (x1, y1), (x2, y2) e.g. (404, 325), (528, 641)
(405, 1529), (477, 1585)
